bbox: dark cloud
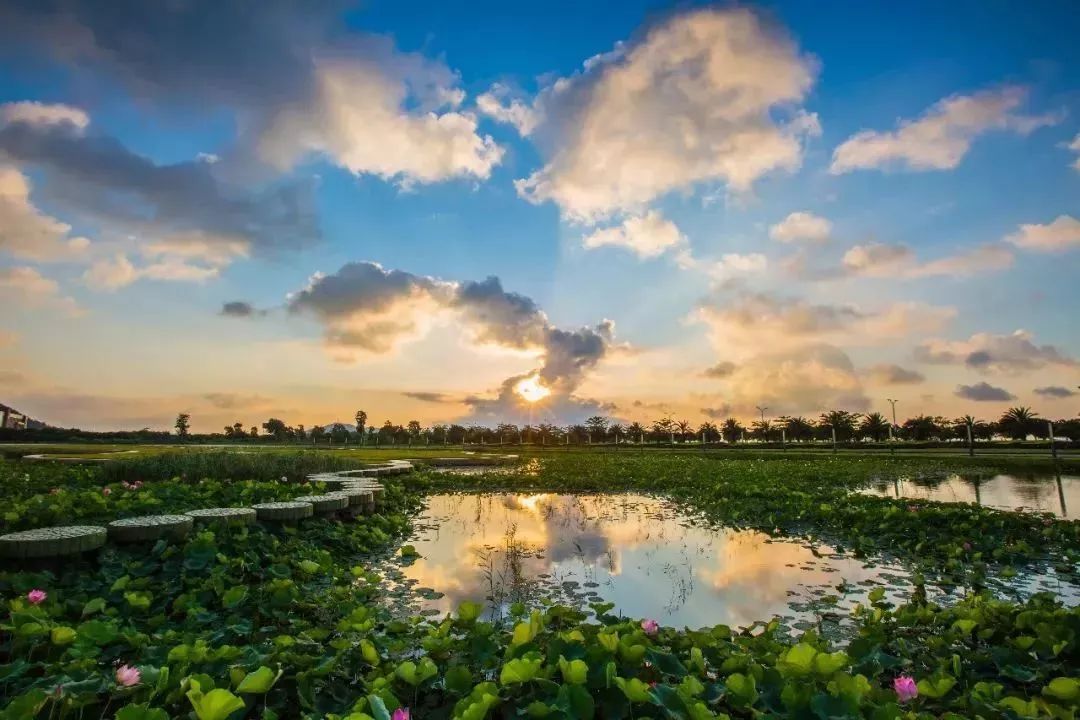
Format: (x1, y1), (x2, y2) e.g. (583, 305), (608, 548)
(0, 0), (343, 113)
(403, 391), (456, 403)
(965, 350), (992, 369)
(1034, 385), (1076, 399)
(955, 382), (1016, 402)
(202, 392), (271, 409)
(220, 301), (265, 318)
(865, 363), (925, 385)
(702, 362), (736, 379)
(915, 331), (1076, 374)
(452, 276), (547, 348)
(702, 405), (733, 419)
(0, 118), (319, 253)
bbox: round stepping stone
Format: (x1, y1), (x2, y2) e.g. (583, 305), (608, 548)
(252, 501), (314, 521)
(108, 515), (193, 543)
(293, 494), (348, 514)
(186, 508), (257, 525)
(331, 487), (373, 507)
(0, 526), (107, 559)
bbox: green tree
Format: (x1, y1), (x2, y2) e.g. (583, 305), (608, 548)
(174, 413), (191, 439)
(750, 419), (772, 442)
(407, 420), (422, 438)
(584, 416), (609, 440)
(355, 410), (367, 444)
(262, 418), (288, 441)
(778, 416), (814, 442)
(697, 422), (720, 442)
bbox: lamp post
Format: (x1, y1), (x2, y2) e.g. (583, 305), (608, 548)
(886, 398), (898, 454)
(755, 405), (768, 443)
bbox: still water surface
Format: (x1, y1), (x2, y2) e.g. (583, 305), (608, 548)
(860, 474), (1078, 517)
(388, 493), (926, 630)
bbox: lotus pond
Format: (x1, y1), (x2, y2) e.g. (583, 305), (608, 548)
(859, 473), (1079, 518)
(1, 450), (1079, 720)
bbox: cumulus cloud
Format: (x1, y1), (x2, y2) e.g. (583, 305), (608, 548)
(581, 210), (685, 259)
(257, 57), (503, 186)
(282, 261), (616, 421)
(0, 101), (88, 129)
(1034, 385), (1076, 399)
(720, 344), (871, 415)
(864, 363), (925, 385)
(840, 242), (1013, 278)
(0, 163), (90, 261)
(0, 1), (502, 188)
(695, 291), (954, 353)
(955, 381), (1015, 402)
(769, 211), (831, 243)
(506, 7), (819, 221)
(830, 85), (1059, 174)
(1005, 215), (1080, 253)
(915, 329), (1077, 374)
(0, 266), (83, 317)
(1069, 133), (1080, 171)
(402, 391), (456, 403)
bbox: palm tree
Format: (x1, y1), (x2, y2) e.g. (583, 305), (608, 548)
(651, 416), (675, 441)
(355, 410), (367, 445)
(609, 423), (625, 443)
(721, 418), (745, 443)
(697, 422), (719, 442)
(859, 412), (890, 442)
(901, 415), (941, 441)
(999, 406), (1038, 440)
(778, 416), (814, 443)
(818, 410), (861, 442)
(750, 419), (772, 442)
(627, 422), (646, 443)
(584, 415), (609, 441)
(675, 419), (692, 442)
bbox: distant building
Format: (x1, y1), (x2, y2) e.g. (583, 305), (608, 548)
(1, 403), (27, 430)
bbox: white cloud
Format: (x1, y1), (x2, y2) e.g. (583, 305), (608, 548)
(1005, 215), (1080, 252)
(915, 329), (1077, 374)
(769, 211), (831, 243)
(678, 252), (768, 282)
(476, 83), (539, 136)
(695, 292), (954, 355)
(1068, 133), (1080, 171)
(83, 233), (248, 290)
(0, 101), (89, 130)
(830, 86), (1059, 174)
(258, 58), (503, 186)
(581, 210), (685, 259)
(0, 164), (91, 261)
(512, 8), (819, 221)
(839, 242), (1013, 278)
(0, 266), (83, 316)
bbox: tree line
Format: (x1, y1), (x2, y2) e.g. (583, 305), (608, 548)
(172, 405), (1079, 445)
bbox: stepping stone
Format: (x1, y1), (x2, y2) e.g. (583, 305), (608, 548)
(108, 514), (193, 543)
(252, 501), (314, 522)
(186, 508), (257, 525)
(0, 526), (107, 558)
(293, 494), (349, 514)
(332, 487), (374, 507)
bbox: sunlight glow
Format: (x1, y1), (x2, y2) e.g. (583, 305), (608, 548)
(514, 375), (551, 404)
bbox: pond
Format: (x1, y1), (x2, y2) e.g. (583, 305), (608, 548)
(860, 473), (1079, 517)
(381, 493), (932, 630)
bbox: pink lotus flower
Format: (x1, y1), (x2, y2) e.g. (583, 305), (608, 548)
(907, 504), (919, 513)
(962, 542), (972, 552)
(392, 708), (409, 720)
(115, 665), (141, 687)
(893, 675), (917, 703)
(49, 488), (59, 495)
(102, 487), (112, 496)
(641, 619), (659, 636)
(27, 589), (47, 605)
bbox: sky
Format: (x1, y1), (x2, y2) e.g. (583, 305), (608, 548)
(0, 0), (1078, 433)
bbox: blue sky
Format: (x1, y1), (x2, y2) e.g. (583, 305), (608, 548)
(0, 0), (1077, 431)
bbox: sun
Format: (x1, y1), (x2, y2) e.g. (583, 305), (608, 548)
(514, 375), (551, 404)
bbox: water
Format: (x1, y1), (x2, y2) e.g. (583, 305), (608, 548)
(860, 473), (1078, 518)
(385, 493), (928, 630)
